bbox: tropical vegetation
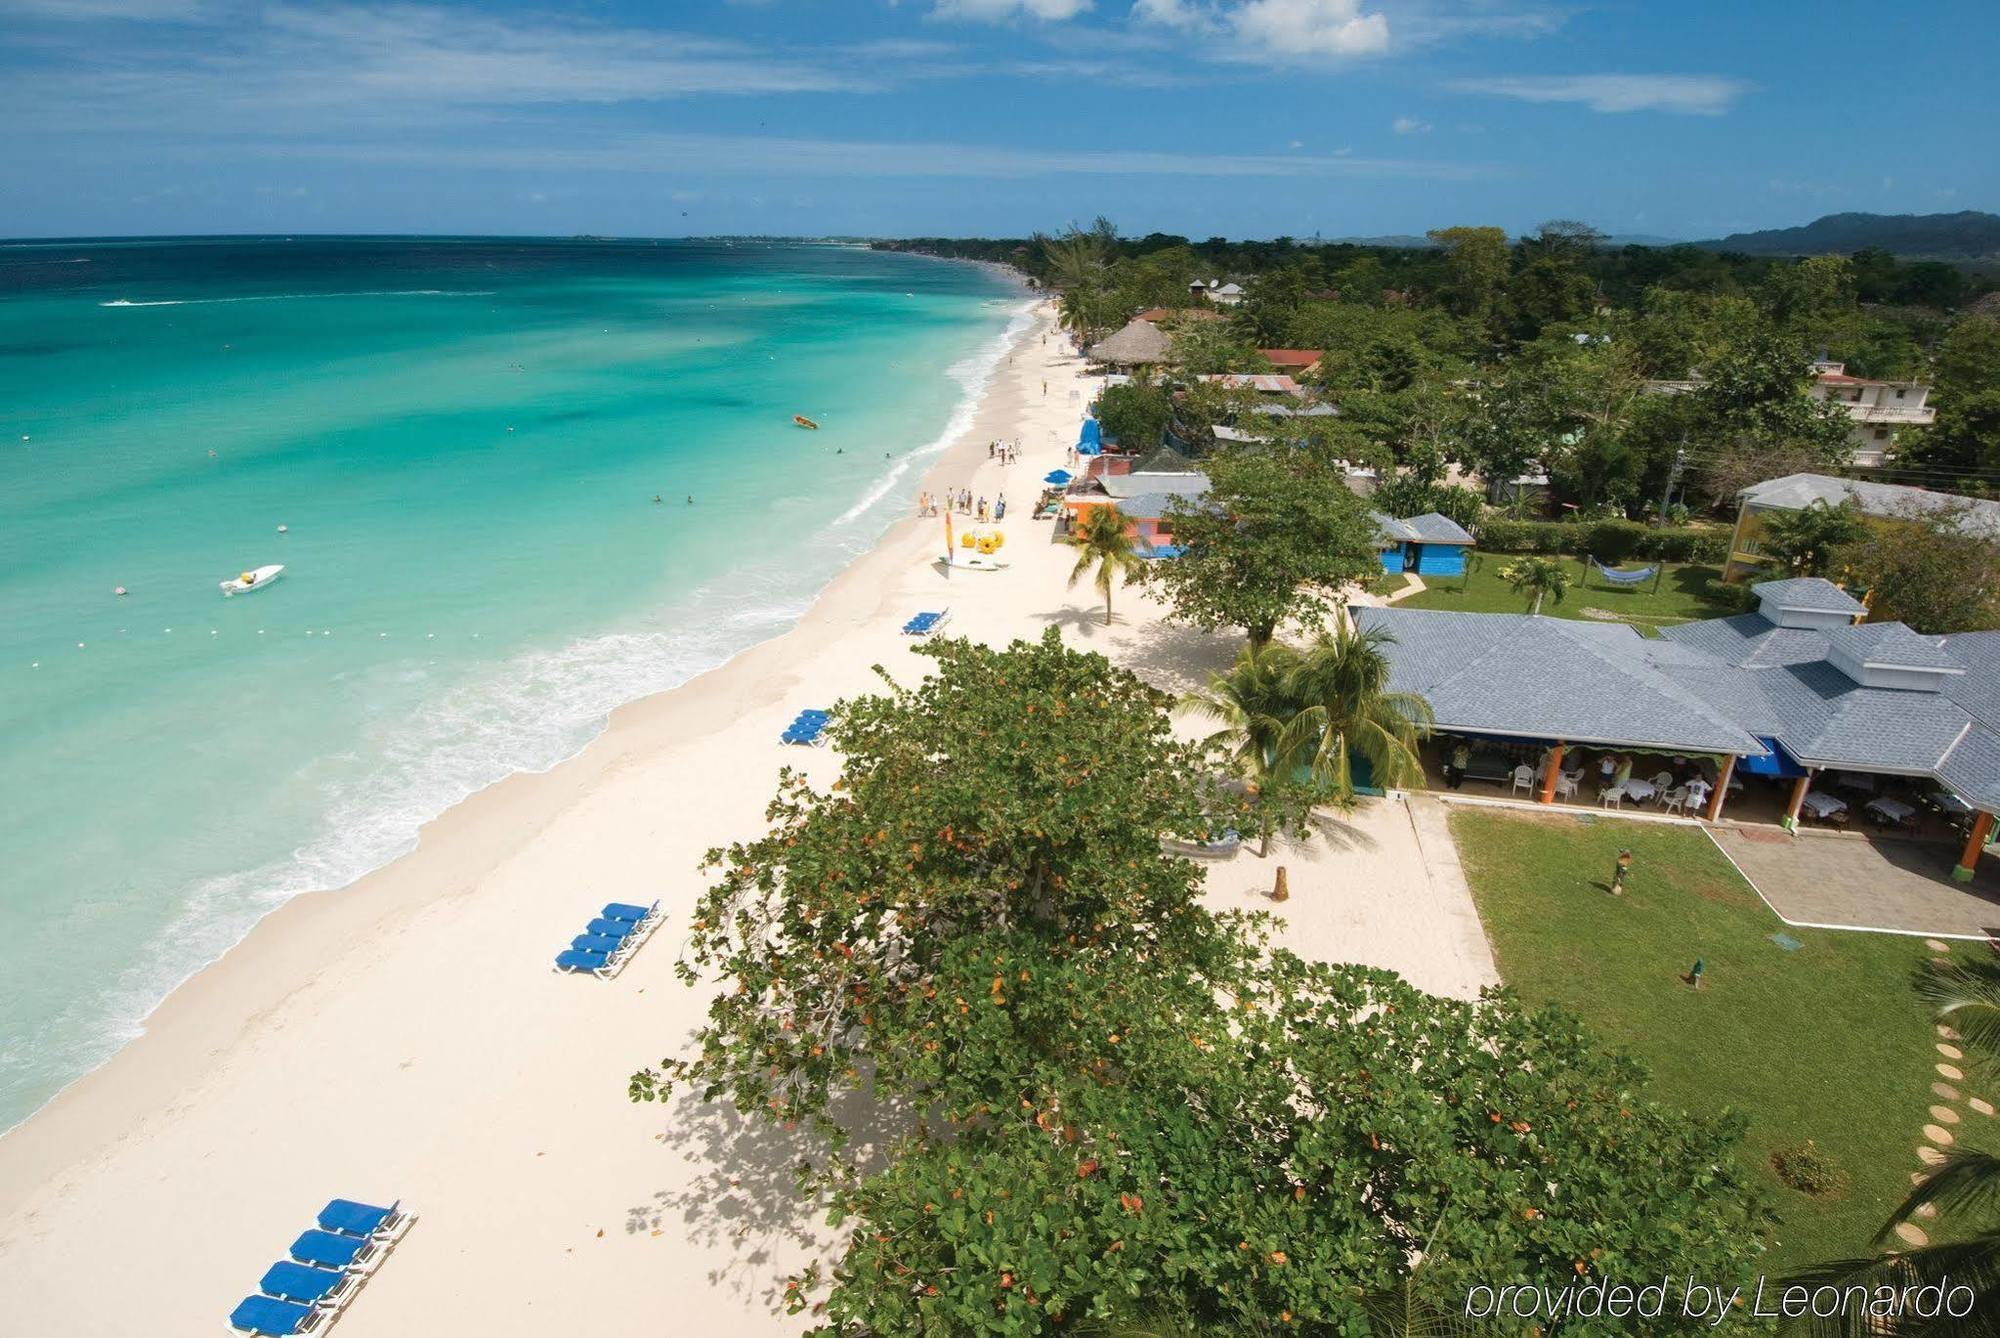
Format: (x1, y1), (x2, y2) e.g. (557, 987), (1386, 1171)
(638, 634), (1771, 1334)
(1065, 504), (1144, 625)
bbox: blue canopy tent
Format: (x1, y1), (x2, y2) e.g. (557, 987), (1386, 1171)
(1043, 468), (1072, 485)
(1077, 417), (1103, 456)
(1737, 736), (1809, 779)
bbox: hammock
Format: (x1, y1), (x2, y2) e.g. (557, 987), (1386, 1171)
(1592, 559), (1658, 586)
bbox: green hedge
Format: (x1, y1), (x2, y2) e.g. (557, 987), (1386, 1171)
(1469, 518), (1731, 564)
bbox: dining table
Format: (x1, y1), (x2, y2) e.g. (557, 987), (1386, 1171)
(1800, 791), (1848, 818)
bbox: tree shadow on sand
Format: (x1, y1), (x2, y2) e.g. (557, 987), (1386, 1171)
(627, 1080), (912, 1313)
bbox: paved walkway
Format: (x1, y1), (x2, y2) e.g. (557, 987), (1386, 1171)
(1195, 793), (1500, 1000)
(1708, 826), (2000, 939)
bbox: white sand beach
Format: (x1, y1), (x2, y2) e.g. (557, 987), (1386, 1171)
(0, 301), (1495, 1336)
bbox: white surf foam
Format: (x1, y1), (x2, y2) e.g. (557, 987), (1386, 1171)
(99, 290), (496, 308)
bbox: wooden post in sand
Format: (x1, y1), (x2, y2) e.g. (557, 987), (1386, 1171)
(1272, 866), (1290, 902)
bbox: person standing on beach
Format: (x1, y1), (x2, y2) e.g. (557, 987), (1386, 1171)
(995, 496), (1007, 521)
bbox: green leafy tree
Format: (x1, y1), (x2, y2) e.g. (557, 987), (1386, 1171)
(1501, 555), (1571, 615)
(1902, 317), (2000, 476)
(636, 631), (1769, 1334)
(1838, 502), (2000, 634)
(1425, 225), (1511, 336)
(1759, 499), (1867, 576)
(1152, 446), (1384, 646)
(1169, 320), (1263, 375)
(1068, 504), (1145, 625)
(1278, 622), (1434, 804)
(1096, 382), (1172, 452)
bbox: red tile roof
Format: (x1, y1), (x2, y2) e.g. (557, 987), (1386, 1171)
(1258, 348), (1322, 369)
(1137, 306), (1223, 323)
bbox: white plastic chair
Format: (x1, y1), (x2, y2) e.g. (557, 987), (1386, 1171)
(1662, 785), (1689, 816)
(1599, 786), (1624, 810)
(1650, 771), (1674, 791)
(1511, 764), (1534, 796)
(1554, 773), (1579, 801)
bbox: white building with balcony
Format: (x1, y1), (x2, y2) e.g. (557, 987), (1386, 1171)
(1808, 360), (1935, 468)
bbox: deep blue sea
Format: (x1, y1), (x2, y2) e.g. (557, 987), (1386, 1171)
(0, 236), (1026, 1130)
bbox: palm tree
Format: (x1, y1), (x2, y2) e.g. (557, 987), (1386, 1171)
(1278, 621), (1433, 804)
(1039, 226), (1109, 291)
(1184, 641), (1305, 855)
(1785, 959), (2000, 1333)
(1761, 498), (1867, 577)
(1500, 555), (1571, 615)
(1066, 505), (1144, 626)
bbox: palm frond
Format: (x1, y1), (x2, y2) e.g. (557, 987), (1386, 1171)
(1874, 1151), (2000, 1244)
(1919, 961), (2000, 1065)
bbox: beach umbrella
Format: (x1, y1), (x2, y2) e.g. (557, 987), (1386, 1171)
(1043, 469), (1072, 485)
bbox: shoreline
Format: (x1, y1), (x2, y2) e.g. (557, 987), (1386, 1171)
(0, 271), (1033, 1143)
(0, 296), (1100, 1335)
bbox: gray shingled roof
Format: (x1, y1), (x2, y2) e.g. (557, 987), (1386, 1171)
(1352, 608), (1765, 754)
(1403, 512), (1475, 544)
(1743, 473), (2000, 541)
(1823, 621), (1960, 672)
(1100, 470), (1209, 502)
(1657, 613), (1833, 668)
(1752, 576), (1866, 615)
(1372, 512), (1421, 544)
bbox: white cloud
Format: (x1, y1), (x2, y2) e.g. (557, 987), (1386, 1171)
(1233, 0), (1389, 56)
(1449, 73), (1750, 115)
(1131, 0), (1391, 58)
(1391, 114), (1430, 134)
(929, 0), (1093, 19)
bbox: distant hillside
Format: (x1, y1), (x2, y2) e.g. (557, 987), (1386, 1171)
(1701, 211), (2000, 259)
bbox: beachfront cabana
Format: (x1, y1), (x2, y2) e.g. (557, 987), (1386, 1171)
(1086, 318), (1173, 369)
(1373, 511), (1474, 576)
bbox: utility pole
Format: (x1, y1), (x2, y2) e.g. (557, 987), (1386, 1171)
(1657, 441), (1687, 521)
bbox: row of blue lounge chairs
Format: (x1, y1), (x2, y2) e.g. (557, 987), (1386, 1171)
(781, 708), (830, 747)
(227, 1199), (414, 1335)
(553, 899), (661, 978)
(779, 612), (946, 747)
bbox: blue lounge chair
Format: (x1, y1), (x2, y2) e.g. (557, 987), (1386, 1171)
(602, 901), (657, 924)
(586, 917), (635, 941)
(316, 1198), (413, 1243)
(570, 931), (624, 955)
(258, 1260), (357, 1308)
(229, 1294), (332, 1336)
(781, 709), (830, 746)
(900, 609), (950, 636)
(289, 1229), (379, 1274)
(555, 946), (615, 976)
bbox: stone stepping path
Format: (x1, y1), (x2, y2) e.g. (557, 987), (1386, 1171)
(1931, 1105), (1962, 1124)
(1939, 1063), (1965, 1080)
(1898, 1015), (1997, 1240)
(1918, 1145), (1948, 1165)
(1973, 1097), (1996, 1117)
(1935, 1082), (1962, 1100)
(1924, 1124), (1956, 1146)
(1938, 1043), (1965, 1059)
(1938, 1024), (1961, 1040)
(1894, 1222), (1930, 1247)
(1926, 939), (1952, 953)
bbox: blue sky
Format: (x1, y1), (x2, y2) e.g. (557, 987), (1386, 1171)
(1, 0), (1993, 241)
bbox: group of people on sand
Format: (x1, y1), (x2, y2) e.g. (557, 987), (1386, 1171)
(917, 488), (1007, 523)
(987, 440), (1019, 464)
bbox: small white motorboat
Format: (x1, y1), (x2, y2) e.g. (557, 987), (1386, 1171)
(220, 564), (284, 596)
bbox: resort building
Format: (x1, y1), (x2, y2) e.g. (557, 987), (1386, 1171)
(1722, 472), (2000, 581)
(1374, 511), (1474, 576)
(1808, 360), (1935, 468)
(1354, 575), (2000, 880)
(1193, 373), (1304, 396)
(1257, 348), (1323, 377)
(1644, 361), (1935, 469)
(1189, 279), (1246, 306)
(1061, 456), (1208, 557)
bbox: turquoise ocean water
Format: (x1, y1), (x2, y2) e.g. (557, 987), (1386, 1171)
(0, 237), (1026, 1131)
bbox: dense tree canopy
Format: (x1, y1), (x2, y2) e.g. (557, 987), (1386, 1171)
(638, 631), (1770, 1335)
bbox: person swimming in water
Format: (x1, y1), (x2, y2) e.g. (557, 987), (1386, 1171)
(653, 494), (662, 504)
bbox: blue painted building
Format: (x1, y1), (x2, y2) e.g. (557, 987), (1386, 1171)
(1374, 511), (1475, 576)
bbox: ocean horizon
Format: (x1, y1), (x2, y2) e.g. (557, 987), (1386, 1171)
(0, 236), (1027, 1132)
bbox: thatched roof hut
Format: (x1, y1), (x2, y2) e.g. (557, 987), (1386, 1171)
(1086, 318), (1173, 367)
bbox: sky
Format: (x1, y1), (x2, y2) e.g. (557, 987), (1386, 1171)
(0, 0), (1994, 242)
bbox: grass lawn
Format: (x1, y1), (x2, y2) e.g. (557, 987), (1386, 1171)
(1450, 807), (1970, 1273)
(1398, 558), (1736, 633)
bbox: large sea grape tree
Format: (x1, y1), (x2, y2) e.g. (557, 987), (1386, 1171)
(635, 629), (1768, 1333)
